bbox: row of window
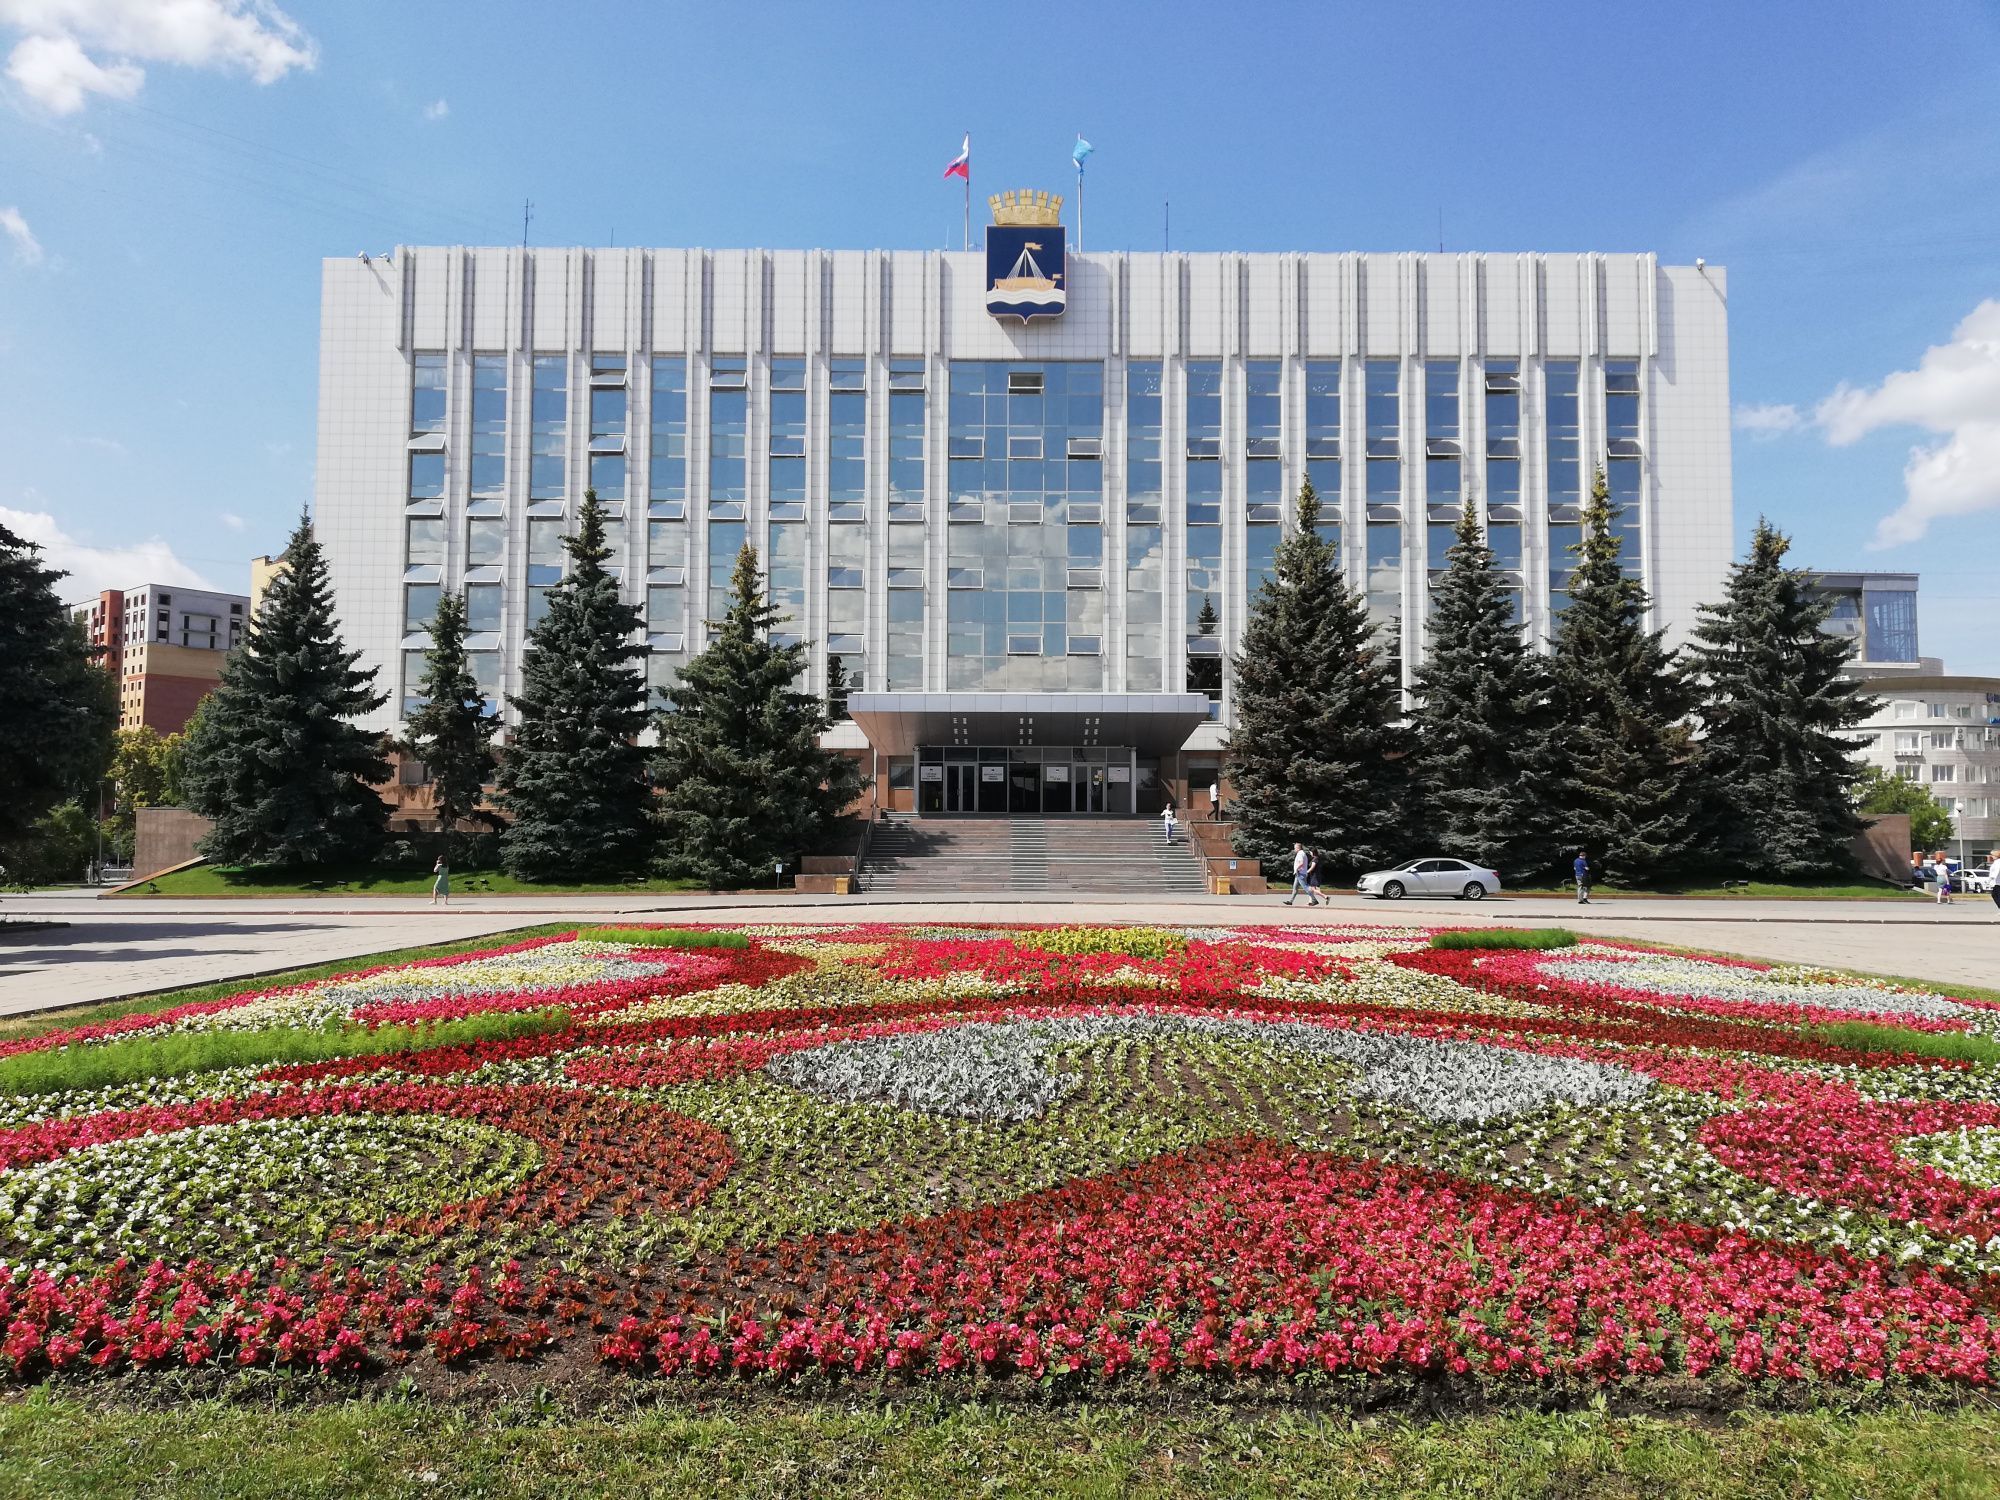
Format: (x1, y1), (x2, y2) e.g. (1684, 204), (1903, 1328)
(406, 352), (1643, 513)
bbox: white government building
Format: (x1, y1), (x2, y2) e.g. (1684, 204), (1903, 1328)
(314, 206), (1732, 816)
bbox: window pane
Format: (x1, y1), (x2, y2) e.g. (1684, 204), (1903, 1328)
(471, 354), (507, 496)
(403, 583), (440, 634)
(465, 518), (503, 566)
(531, 355), (568, 501)
(411, 353), (446, 436)
(465, 584), (502, 634)
(405, 517), (444, 566)
(408, 450), (444, 500)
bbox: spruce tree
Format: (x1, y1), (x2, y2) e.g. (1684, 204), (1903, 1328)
(0, 523), (116, 865)
(497, 492), (653, 881)
(403, 590), (497, 851)
(1409, 510), (1563, 880)
(1547, 467), (1698, 885)
(180, 512), (390, 866)
(0, 525), (116, 847)
(1681, 520), (1876, 876)
(1230, 478), (1409, 877)
(652, 545), (863, 889)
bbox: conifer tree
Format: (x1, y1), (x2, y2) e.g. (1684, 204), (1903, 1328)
(1546, 467), (1698, 884)
(497, 492), (653, 881)
(0, 522), (116, 861)
(1409, 510), (1563, 879)
(1230, 478), (1409, 877)
(652, 545), (862, 889)
(403, 590), (497, 851)
(180, 512), (389, 866)
(1681, 519), (1876, 876)
(1187, 595), (1223, 704)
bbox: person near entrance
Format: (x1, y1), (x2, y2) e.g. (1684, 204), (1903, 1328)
(1161, 803), (1176, 845)
(1285, 843), (1320, 906)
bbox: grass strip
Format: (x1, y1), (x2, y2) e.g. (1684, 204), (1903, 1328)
(0, 1008), (572, 1096)
(1807, 1019), (2000, 1065)
(1, 1393), (1999, 1499)
(1431, 927), (1579, 951)
(574, 925), (749, 950)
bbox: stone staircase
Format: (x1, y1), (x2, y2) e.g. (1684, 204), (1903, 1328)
(859, 816), (1209, 895)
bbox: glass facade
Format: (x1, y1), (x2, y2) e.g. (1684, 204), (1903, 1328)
(530, 355), (567, 501)
(1184, 360), (1222, 705)
(945, 361), (1104, 690)
(362, 259), (1689, 775)
(1125, 361), (1165, 692)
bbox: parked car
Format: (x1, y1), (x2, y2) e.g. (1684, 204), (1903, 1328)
(1964, 865), (1997, 895)
(1356, 857), (1502, 901)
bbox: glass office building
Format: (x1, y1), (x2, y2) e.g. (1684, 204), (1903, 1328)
(317, 242), (1732, 815)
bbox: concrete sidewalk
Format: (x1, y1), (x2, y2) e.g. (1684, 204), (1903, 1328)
(1, 888), (1994, 1016)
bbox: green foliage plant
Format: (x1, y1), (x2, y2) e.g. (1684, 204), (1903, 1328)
(498, 492), (656, 882)
(0, 1007), (570, 1097)
(1429, 928), (1580, 951)
(650, 543), (863, 889)
(178, 511), (390, 866)
(1804, 1019), (2000, 1065)
(1015, 926), (1188, 959)
(573, 926), (749, 950)
(1853, 764), (1956, 852)
(1230, 478), (1411, 880)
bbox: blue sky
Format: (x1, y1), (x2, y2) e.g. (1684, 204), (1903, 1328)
(3, 1), (1997, 670)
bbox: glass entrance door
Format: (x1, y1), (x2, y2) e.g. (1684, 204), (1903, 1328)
(1074, 763), (1107, 813)
(944, 763), (978, 813)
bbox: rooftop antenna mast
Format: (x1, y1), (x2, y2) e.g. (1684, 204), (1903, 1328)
(521, 199), (534, 249)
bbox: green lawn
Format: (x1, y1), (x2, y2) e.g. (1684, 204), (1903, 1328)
(0, 1394), (1996, 1499)
(0, 923), (568, 1043)
(113, 864), (706, 898)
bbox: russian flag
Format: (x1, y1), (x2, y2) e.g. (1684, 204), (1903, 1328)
(943, 134), (969, 181)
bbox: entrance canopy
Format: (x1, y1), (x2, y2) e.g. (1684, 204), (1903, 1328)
(846, 692), (1213, 757)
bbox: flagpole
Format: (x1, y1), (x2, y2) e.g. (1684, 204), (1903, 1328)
(1076, 156), (1084, 252)
(963, 131), (971, 252)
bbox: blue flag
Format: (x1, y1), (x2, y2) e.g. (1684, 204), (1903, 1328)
(1072, 137), (1094, 169)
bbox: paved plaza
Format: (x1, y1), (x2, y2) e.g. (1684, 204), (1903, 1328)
(1, 888), (1994, 1016)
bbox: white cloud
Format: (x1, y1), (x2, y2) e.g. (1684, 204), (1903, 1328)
(0, 0), (316, 115)
(0, 204), (42, 265)
(218, 510), (245, 532)
(1733, 401), (1804, 437)
(422, 97), (446, 121)
(1, 504), (214, 598)
(1808, 300), (2000, 548)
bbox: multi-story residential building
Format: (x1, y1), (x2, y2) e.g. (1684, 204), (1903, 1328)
(249, 553), (289, 622)
(1847, 677), (2000, 855)
(72, 583), (249, 734)
(315, 221), (1732, 816)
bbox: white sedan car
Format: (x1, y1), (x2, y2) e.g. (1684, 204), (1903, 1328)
(1356, 857), (1503, 901)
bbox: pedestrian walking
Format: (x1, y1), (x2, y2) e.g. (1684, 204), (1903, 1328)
(430, 854), (451, 907)
(1988, 853), (2000, 915)
(1306, 848), (1324, 906)
(1933, 852), (1953, 906)
(1161, 803), (1176, 845)
(1285, 843), (1319, 906)
(1573, 849), (1592, 905)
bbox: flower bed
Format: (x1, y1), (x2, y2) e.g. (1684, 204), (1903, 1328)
(4, 921), (2000, 1403)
